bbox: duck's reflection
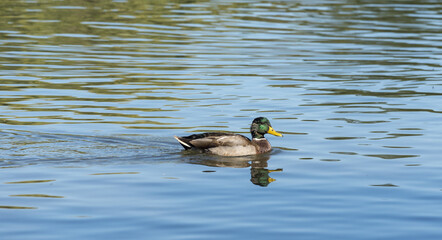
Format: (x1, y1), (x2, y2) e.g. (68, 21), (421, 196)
(183, 153), (282, 187)
(250, 158), (283, 187)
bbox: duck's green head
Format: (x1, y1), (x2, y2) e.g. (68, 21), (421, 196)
(250, 117), (283, 139)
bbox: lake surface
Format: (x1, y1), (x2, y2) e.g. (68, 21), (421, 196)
(1, 0), (441, 239)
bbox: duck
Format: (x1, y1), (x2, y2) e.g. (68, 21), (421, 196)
(174, 117), (283, 156)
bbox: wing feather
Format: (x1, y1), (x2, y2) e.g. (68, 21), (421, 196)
(175, 133), (251, 149)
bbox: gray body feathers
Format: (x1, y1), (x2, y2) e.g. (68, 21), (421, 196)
(174, 132), (272, 156)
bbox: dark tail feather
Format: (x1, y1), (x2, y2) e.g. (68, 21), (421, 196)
(174, 136), (192, 150)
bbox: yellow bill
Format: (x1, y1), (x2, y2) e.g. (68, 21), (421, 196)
(267, 126), (283, 137)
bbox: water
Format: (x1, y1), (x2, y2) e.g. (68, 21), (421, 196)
(1, 0), (441, 239)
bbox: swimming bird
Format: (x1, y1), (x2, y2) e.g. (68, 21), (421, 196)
(174, 117), (282, 156)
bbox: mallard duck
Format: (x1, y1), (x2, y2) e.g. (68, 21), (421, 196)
(174, 117), (282, 156)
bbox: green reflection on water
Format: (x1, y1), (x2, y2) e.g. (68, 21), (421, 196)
(5, 179), (56, 184)
(1, 0), (224, 128)
(10, 194), (64, 198)
(90, 172), (139, 175)
(0, 205), (37, 209)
